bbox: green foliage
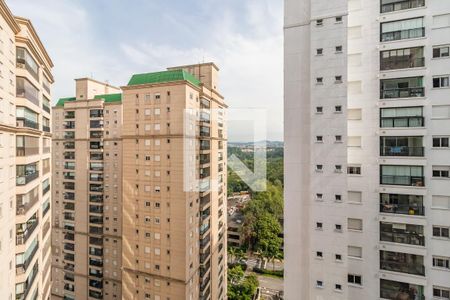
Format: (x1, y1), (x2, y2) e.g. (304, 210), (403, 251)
(253, 267), (284, 278)
(227, 265), (259, 300)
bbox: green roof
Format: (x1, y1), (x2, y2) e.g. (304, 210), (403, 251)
(56, 97), (76, 107)
(127, 69), (201, 87)
(94, 93), (122, 103)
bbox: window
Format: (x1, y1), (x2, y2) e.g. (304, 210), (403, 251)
(348, 109), (362, 120)
(348, 246), (362, 258)
(381, 0), (425, 13)
(335, 165), (342, 172)
(348, 218), (363, 231)
(316, 77), (323, 84)
(316, 136), (323, 142)
(347, 166), (361, 175)
(348, 191), (362, 203)
(432, 196), (450, 209)
(335, 254), (342, 261)
(380, 106), (424, 128)
(380, 47), (424, 70)
(432, 166), (450, 178)
(316, 165), (323, 172)
(335, 76), (343, 83)
(433, 45), (450, 58)
(433, 226), (450, 238)
(335, 105), (342, 113)
(433, 256), (450, 269)
(316, 222), (323, 230)
(348, 274), (362, 285)
(335, 195), (342, 202)
(316, 193), (323, 201)
(433, 76), (450, 88)
(335, 135), (342, 142)
(316, 19), (323, 26)
(381, 17), (424, 42)
(335, 46), (343, 53)
(316, 251), (323, 258)
(316, 106), (323, 113)
(432, 105), (450, 119)
(335, 224), (342, 232)
(433, 286), (450, 299)
(335, 284), (342, 291)
(380, 76), (424, 99)
(316, 48), (323, 55)
(336, 16), (342, 23)
(316, 280), (323, 288)
(433, 137), (449, 148)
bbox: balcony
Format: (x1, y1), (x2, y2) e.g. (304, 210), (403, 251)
(89, 279), (103, 289)
(16, 48), (39, 81)
(16, 168), (39, 186)
(380, 116), (424, 128)
(381, 146), (424, 157)
(63, 172), (75, 180)
(380, 250), (425, 276)
(200, 140), (210, 151)
(90, 131), (103, 139)
(64, 132), (75, 139)
(381, 25), (425, 42)
(200, 222), (210, 235)
(64, 142), (75, 150)
(16, 118), (39, 130)
(89, 195), (103, 203)
(16, 240), (39, 275)
(89, 184), (103, 193)
(64, 121), (75, 129)
(64, 112), (75, 119)
(90, 110), (103, 118)
(381, 175), (424, 186)
(200, 154), (210, 165)
(16, 187), (39, 215)
(200, 126), (210, 137)
(63, 182), (75, 190)
(89, 258), (103, 268)
(64, 213), (75, 221)
(380, 136), (424, 157)
(64, 273), (75, 282)
(89, 226), (103, 235)
(89, 205), (103, 214)
(200, 235), (211, 249)
(64, 243), (75, 251)
(380, 193), (425, 216)
(64, 284), (75, 292)
(43, 103), (50, 114)
(90, 153), (103, 160)
(380, 77), (424, 99)
(64, 203), (75, 210)
(89, 216), (103, 225)
(380, 222), (425, 246)
(381, 0), (425, 13)
(380, 279), (424, 300)
(200, 194), (211, 210)
(16, 215), (38, 245)
(16, 146), (39, 157)
(380, 48), (424, 71)
(64, 192), (75, 200)
(64, 263), (74, 272)
(16, 77), (39, 106)
(15, 262), (39, 300)
(42, 184), (50, 196)
(42, 125), (50, 133)
(89, 290), (103, 299)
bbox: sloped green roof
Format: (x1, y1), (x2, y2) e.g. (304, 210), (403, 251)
(56, 97), (76, 107)
(127, 69), (201, 87)
(94, 93), (122, 103)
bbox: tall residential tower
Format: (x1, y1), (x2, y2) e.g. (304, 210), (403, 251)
(285, 0), (450, 299)
(51, 79), (123, 300)
(121, 63), (227, 300)
(0, 1), (54, 299)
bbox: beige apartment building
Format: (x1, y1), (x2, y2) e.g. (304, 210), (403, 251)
(121, 63), (227, 300)
(51, 78), (123, 300)
(0, 1), (54, 299)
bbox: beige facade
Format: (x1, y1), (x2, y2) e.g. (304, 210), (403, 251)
(121, 63), (227, 300)
(0, 1), (54, 299)
(51, 79), (123, 300)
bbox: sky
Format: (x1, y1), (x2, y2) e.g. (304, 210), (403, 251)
(8, 0), (283, 142)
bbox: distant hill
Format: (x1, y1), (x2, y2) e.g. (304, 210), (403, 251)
(228, 140), (284, 148)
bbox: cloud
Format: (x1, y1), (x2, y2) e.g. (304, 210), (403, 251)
(8, 0), (283, 141)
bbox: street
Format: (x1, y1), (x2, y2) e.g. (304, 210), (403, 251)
(257, 274), (284, 300)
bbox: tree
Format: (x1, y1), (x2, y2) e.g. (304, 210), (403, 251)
(227, 265), (259, 300)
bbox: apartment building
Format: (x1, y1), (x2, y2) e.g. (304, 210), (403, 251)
(0, 1), (54, 299)
(121, 63), (227, 300)
(51, 79), (123, 299)
(285, 0), (450, 299)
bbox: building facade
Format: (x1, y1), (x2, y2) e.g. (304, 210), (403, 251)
(285, 0), (450, 299)
(0, 1), (54, 299)
(121, 63), (227, 300)
(51, 79), (123, 299)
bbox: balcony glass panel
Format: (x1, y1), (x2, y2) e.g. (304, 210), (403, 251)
(16, 136), (39, 157)
(90, 131), (103, 138)
(64, 132), (75, 139)
(381, 18), (425, 42)
(43, 76), (51, 94)
(16, 47), (39, 81)
(16, 186), (39, 215)
(43, 96), (51, 113)
(16, 107), (39, 130)
(16, 213), (38, 245)
(90, 141), (103, 150)
(64, 162), (75, 170)
(381, 0), (425, 13)
(63, 182), (75, 190)
(64, 121), (75, 129)
(380, 279), (424, 300)
(90, 162), (104, 171)
(380, 136), (424, 156)
(200, 140), (210, 150)
(380, 107), (424, 128)
(380, 222), (425, 246)
(380, 47), (424, 70)
(16, 238), (39, 275)
(64, 111), (75, 119)
(90, 120), (103, 128)
(381, 165), (424, 186)
(90, 109), (103, 118)
(16, 163), (39, 186)
(380, 250), (425, 276)
(16, 77), (39, 107)
(380, 77), (424, 99)
(15, 262), (39, 300)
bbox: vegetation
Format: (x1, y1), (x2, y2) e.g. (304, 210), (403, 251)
(252, 267), (284, 278)
(227, 265), (259, 300)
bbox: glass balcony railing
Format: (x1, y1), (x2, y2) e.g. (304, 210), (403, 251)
(380, 279), (425, 300)
(381, 0), (425, 13)
(16, 217), (38, 245)
(381, 56), (424, 71)
(381, 27), (425, 42)
(16, 240), (39, 275)
(380, 146), (424, 157)
(380, 116), (424, 128)
(380, 250), (425, 276)
(16, 118), (39, 130)
(16, 171), (39, 186)
(380, 223), (425, 246)
(381, 175), (424, 186)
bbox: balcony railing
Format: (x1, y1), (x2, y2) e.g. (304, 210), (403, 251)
(380, 229), (425, 246)
(381, 57), (424, 71)
(16, 192), (39, 215)
(381, 0), (425, 13)
(380, 203), (425, 216)
(42, 104), (50, 113)
(16, 241), (39, 275)
(42, 184), (50, 195)
(16, 220), (38, 245)
(16, 118), (39, 130)
(16, 147), (39, 157)
(380, 87), (424, 99)
(380, 116), (424, 128)
(380, 279), (425, 300)
(381, 175), (424, 187)
(380, 146), (424, 157)
(381, 27), (425, 42)
(42, 125), (50, 133)
(16, 171), (39, 186)
(380, 257), (425, 276)
(43, 204), (50, 216)
(16, 262), (39, 300)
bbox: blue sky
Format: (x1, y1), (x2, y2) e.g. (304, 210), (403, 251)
(8, 0), (283, 142)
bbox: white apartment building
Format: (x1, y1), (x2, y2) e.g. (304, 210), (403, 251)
(285, 0), (450, 299)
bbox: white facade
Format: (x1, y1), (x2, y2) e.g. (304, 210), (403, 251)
(285, 0), (450, 299)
